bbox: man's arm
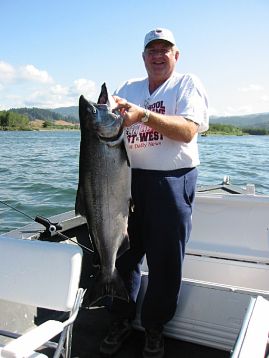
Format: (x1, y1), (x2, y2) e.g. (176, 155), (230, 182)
(115, 98), (199, 143)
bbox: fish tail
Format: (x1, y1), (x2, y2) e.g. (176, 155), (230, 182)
(87, 268), (129, 306)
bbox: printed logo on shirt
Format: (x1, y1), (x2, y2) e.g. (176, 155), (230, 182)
(147, 100), (165, 114)
(125, 100), (165, 150)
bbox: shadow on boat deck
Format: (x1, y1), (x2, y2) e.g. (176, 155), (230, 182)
(71, 306), (230, 358)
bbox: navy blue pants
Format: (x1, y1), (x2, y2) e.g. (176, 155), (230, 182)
(112, 167), (198, 329)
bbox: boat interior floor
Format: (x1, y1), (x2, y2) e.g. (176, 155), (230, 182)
(70, 305), (230, 358)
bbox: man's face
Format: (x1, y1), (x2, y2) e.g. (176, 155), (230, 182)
(143, 40), (179, 83)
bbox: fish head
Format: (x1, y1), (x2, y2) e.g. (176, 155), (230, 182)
(79, 84), (124, 145)
(93, 103), (123, 141)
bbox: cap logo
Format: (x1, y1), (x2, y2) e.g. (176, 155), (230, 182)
(144, 28), (176, 49)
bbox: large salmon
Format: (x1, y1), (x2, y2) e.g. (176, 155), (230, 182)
(75, 83), (131, 305)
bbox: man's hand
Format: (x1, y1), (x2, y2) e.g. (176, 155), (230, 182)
(113, 96), (198, 142)
(113, 96), (143, 127)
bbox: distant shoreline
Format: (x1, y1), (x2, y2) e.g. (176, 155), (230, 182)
(1, 129), (269, 137)
(0, 128), (80, 132)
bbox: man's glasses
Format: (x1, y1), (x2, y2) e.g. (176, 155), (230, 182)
(145, 48), (172, 56)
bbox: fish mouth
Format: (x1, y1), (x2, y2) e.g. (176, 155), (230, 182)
(94, 107), (124, 144)
(97, 128), (124, 146)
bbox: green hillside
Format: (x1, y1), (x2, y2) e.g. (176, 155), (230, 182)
(5, 106), (269, 130)
(52, 106), (79, 120)
(52, 107), (269, 129)
(8, 107), (78, 123)
(210, 112), (269, 129)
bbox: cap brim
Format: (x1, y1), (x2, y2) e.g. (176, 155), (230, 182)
(144, 39), (175, 49)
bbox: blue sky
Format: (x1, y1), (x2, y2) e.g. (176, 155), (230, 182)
(0, 0), (268, 116)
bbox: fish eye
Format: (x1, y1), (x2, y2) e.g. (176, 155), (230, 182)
(87, 107), (96, 114)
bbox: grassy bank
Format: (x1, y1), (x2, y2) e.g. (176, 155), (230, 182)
(205, 124), (269, 136)
(0, 119), (79, 131)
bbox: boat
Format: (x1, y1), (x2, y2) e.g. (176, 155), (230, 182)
(0, 179), (269, 357)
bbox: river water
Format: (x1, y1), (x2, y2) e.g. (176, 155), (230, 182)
(0, 131), (268, 234)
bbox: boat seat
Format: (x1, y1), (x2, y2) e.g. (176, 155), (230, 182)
(0, 236), (84, 358)
(0, 346), (47, 358)
(230, 295), (269, 358)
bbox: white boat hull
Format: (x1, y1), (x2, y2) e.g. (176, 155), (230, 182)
(134, 192), (269, 351)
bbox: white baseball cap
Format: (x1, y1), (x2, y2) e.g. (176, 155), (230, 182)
(144, 28), (176, 49)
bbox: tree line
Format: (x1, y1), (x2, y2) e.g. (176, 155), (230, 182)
(206, 124), (269, 135)
(9, 107), (77, 122)
(0, 110), (78, 130)
(0, 111), (30, 130)
(1, 111), (269, 134)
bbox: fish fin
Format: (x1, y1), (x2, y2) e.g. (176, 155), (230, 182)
(117, 234), (130, 258)
(87, 269), (129, 306)
(121, 141), (130, 166)
(129, 198), (135, 213)
(97, 83), (108, 104)
(88, 232), (101, 267)
(98, 83), (117, 110)
(75, 185), (86, 216)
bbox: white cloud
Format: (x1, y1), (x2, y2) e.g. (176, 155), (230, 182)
(208, 84), (269, 116)
(50, 84), (69, 96)
(1, 93), (26, 109)
(0, 60), (99, 109)
(238, 84), (263, 92)
(208, 106), (219, 116)
(0, 61), (16, 83)
(236, 105), (255, 114)
(19, 64), (53, 84)
(261, 94), (269, 102)
(71, 78), (96, 97)
(210, 105), (257, 117)
(23, 89), (74, 108)
(20, 79), (97, 109)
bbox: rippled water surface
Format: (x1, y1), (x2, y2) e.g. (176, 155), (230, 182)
(0, 131), (268, 234)
(198, 135), (269, 194)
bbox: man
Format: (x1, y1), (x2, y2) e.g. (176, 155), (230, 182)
(100, 28), (209, 358)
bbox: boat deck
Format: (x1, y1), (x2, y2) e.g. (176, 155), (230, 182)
(70, 305), (230, 358)
(0, 198), (253, 358)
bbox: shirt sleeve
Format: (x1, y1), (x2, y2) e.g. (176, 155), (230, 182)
(176, 74), (209, 133)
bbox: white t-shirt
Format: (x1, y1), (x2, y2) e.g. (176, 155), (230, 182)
(114, 72), (209, 170)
